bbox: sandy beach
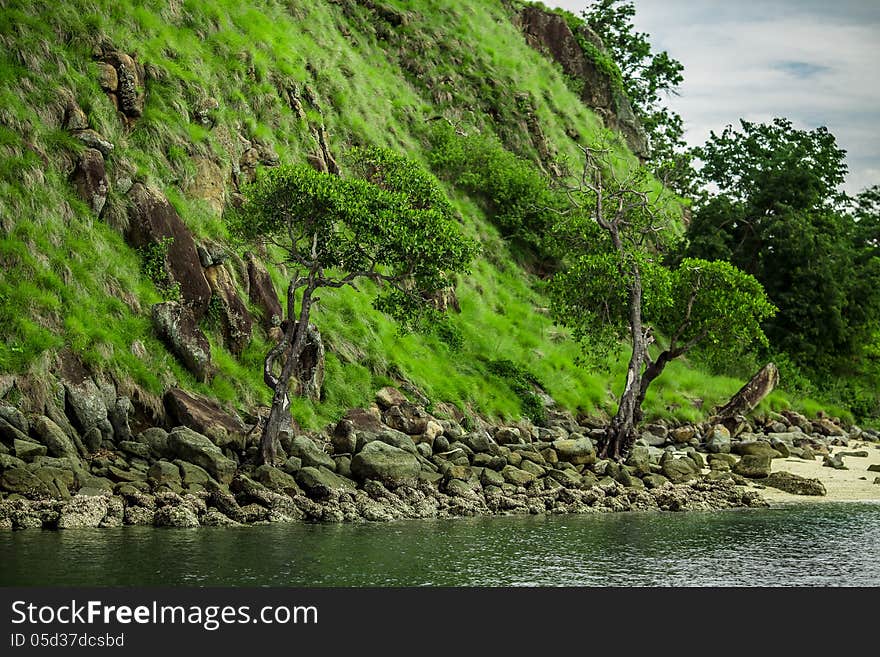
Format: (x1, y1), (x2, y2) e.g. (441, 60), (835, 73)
(747, 440), (880, 504)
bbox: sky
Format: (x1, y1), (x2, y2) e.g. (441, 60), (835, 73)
(548, 0), (880, 195)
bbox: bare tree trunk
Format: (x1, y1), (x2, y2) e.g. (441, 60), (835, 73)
(259, 275), (318, 465)
(603, 265), (646, 460)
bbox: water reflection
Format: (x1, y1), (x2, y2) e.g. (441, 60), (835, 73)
(1, 503), (878, 586)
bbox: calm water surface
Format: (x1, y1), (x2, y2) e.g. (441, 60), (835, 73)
(2, 502), (878, 586)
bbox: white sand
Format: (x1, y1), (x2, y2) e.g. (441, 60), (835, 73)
(746, 440), (880, 504)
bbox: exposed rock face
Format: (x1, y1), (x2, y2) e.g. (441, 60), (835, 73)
(151, 302), (211, 382)
(163, 388), (247, 451)
(186, 157), (227, 215)
(102, 50), (145, 120)
(69, 148), (109, 215)
(204, 263), (253, 355)
(126, 183), (212, 318)
(246, 253), (283, 330)
(517, 6), (648, 159)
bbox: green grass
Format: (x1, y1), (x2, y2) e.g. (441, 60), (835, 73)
(0, 0), (851, 431)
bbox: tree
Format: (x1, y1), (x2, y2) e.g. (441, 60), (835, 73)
(581, 0), (693, 194)
(548, 142), (775, 459)
(229, 147), (478, 464)
(684, 118), (880, 373)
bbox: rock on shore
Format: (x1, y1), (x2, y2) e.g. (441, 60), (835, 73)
(3, 383), (876, 531)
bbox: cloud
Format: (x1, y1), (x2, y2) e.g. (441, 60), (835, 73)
(547, 0), (880, 194)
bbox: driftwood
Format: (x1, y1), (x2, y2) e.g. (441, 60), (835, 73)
(714, 362), (779, 421)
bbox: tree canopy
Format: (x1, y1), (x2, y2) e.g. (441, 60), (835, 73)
(229, 146), (478, 463)
(684, 118), (880, 374)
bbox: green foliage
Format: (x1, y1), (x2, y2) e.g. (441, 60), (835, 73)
(229, 146), (478, 327)
(426, 122), (562, 247)
(138, 237), (180, 301)
(579, 0), (692, 194)
(486, 358), (547, 425)
(685, 118), (880, 376)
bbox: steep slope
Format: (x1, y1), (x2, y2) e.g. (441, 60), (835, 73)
(0, 0), (813, 436)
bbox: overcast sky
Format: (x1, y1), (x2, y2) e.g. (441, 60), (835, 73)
(548, 0), (880, 195)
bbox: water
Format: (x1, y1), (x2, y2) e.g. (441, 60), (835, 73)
(1, 503), (878, 586)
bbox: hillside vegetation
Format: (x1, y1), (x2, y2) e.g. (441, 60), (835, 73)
(0, 0), (847, 432)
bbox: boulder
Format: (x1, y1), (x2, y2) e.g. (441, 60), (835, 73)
(63, 378), (110, 441)
(661, 457), (698, 483)
(732, 441), (781, 459)
(295, 466), (356, 498)
(463, 431), (498, 455)
(108, 396), (133, 443)
(642, 473), (670, 489)
(32, 416), (81, 462)
(822, 453), (847, 470)
(670, 425), (697, 444)
(151, 302), (211, 382)
(705, 425), (731, 454)
(138, 427), (170, 458)
(640, 431), (667, 447)
(57, 494), (109, 528)
(375, 387), (408, 410)
(71, 129), (113, 156)
(733, 454), (772, 478)
(764, 472), (826, 496)
(174, 460), (214, 488)
(147, 461), (182, 487)
(69, 148), (109, 215)
(350, 441), (420, 486)
(13, 439), (46, 462)
(118, 440), (151, 460)
(494, 427), (523, 445)
(501, 465), (537, 486)
(812, 417), (847, 437)
(126, 183), (211, 318)
(154, 505), (200, 528)
(0, 402), (28, 434)
(0, 467), (52, 497)
(552, 435), (595, 465)
(167, 427), (236, 484)
(383, 403), (429, 435)
(288, 436), (336, 471)
(625, 446), (652, 475)
(97, 62), (118, 91)
(204, 262), (253, 356)
(356, 429), (418, 456)
(246, 253), (283, 330)
(254, 465), (302, 496)
(163, 388), (247, 451)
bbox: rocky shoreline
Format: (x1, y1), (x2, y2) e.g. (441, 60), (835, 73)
(2, 378), (878, 531)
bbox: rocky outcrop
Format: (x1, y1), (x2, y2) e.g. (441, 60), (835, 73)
(99, 49), (146, 124)
(246, 253), (283, 330)
(764, 472), (826, 496)
(69, 148), (109, 215)
(204, 262), (254, 355)
(517, 6), (648, 159)
(163, 388), (247, 452)
(151, 302), (211, 382)
(126, 183), (212, 318)
(186, 157), (227, 215)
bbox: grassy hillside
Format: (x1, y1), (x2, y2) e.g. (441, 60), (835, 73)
(0, 0), (849, 429)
